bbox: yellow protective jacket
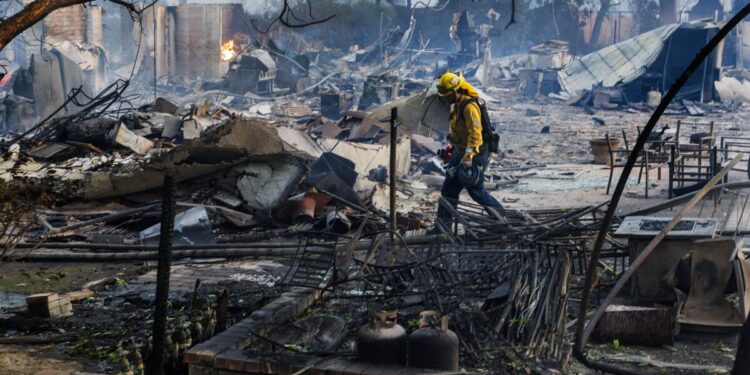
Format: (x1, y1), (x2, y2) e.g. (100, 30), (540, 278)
(448, 80), (483, 159)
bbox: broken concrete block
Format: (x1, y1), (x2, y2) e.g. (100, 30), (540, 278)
(236, 158), (306, 212)
(183, 116), (215, 140)
(161, 116), (182, 139)
(113, 123), (154, 155)
(153, 97), (182, 115)
(26, 293), (73, 318)
(410, 134), (441, 155)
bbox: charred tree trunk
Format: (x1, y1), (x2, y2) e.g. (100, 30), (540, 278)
(733, 314), (750, 374)
(588, 0), (611, 52)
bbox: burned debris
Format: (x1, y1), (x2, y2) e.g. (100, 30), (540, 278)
(4, 0), (750, 374)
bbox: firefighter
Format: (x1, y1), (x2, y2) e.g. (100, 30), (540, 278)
(435, 72), (503, 226)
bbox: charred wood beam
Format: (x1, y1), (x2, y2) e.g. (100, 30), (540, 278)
(146, 172), (176, 375)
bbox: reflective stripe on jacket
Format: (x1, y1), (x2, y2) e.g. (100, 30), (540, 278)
(449, 98), (483, 158)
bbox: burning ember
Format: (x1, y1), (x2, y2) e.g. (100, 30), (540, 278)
(220, 40), (236, 62)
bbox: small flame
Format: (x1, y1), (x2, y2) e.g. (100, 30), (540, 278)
(220, 40), (236, 62)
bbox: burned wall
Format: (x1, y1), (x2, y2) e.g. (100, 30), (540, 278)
(172, 4), (239, 81)
(44, 5), (87, 43)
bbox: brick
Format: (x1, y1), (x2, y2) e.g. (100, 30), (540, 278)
(214, 349), (248, 372)
(184, 339), (228, 367)
(216, 370), (246, 375)
(318, 358), (355, 375)
(341, 362), (372, 375)
(26, 292), (57, 304)
(187, 364), (214, 375)
(221, 326), (248, 338)
(26, 293), (72, 318)
(250, 309), (272, 323)
(371, 364), (412, 375)
(272, 304), (294, 323)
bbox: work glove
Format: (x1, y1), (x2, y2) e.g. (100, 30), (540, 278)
(461, 147), (476, 168)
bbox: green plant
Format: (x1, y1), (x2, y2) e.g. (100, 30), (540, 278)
(407, 319), (420, 330)
(611, 338), (620, 350)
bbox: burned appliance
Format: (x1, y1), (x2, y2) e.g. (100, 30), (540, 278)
(224, 49), (277, 96)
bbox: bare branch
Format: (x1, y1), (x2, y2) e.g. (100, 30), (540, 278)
(252, 0), (335, 34)
(106, 0), (139, 15)
(505, 0), (515, 29)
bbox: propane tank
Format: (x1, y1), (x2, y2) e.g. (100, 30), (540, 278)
(408, 310), (459, 371)
(356, 310), (407, 366)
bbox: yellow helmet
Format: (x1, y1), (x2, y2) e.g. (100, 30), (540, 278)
(437, 72), (462, 96)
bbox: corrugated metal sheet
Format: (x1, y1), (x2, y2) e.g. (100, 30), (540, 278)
(558, 24), (680, 96)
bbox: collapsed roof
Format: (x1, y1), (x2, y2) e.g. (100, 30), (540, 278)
(558, 21), (722, 101)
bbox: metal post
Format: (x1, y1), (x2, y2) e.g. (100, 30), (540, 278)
(147, 172), (176, 375)
(390, 107), (398, 246)
(644, 151), (649, 199)
(153, 6), (157, 102)
(669, 145), (675, 199)
(379, 12), (383, 67)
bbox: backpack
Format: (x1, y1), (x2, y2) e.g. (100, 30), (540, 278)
(457, 97), (500, 154)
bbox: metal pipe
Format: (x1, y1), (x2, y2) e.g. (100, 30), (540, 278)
(624, 180), (750, 216)
(12, 241), (329, 251)
(10, 248), (318, 262)
(390, 107), (398, 246)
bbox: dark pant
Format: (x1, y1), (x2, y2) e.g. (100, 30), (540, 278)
(437, 147), (504, 224)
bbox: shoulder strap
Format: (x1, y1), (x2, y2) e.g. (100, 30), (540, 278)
(456, 97), (480, 117)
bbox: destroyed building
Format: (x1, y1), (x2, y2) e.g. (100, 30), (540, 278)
(3, 1), (750, 374)
(558, 20), (724, 103)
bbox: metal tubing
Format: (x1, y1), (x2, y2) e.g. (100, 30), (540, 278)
(390, 107), (398, 246)
(13, 235), (448, 257)
(625, 180), (750, 216)
(9, 248), (327, 262)
(11, 241), (330, 251)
